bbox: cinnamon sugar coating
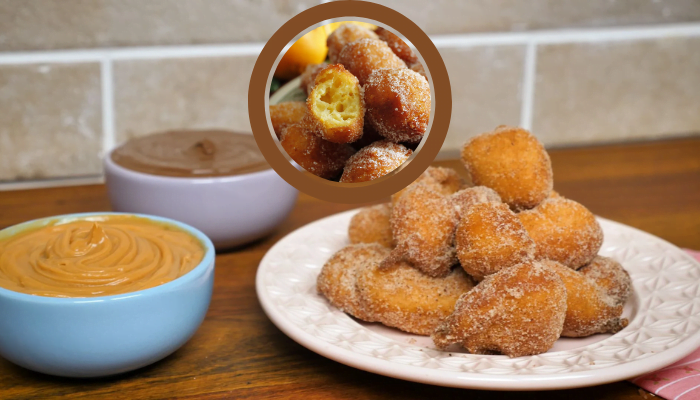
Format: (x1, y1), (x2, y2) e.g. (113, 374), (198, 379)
(348, 203), (394, 248)
(337, 38), (406, 85)
(340, 140), (412, 183)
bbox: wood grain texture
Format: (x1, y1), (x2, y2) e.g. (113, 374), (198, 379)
(0, 138), (698, 399)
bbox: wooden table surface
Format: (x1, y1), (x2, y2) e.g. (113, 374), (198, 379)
(1, 138), (699, 399)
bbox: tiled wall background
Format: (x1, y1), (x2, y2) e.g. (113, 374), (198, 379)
(1, 0), (699, 188)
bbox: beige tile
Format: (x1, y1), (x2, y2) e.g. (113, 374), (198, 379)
(113, 55), (257, 143)
(532, 36), (700, 147)
(0, 63), (102, 181)
(356, 0), (700, 35)
(438, 45), (525, 152)
(0, 0), (317, 51)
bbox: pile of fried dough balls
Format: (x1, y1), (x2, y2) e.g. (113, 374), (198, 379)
(317, 125), (632, 357)
(269, 24), (430, 183)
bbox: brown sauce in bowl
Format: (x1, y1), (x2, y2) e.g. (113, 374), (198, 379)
(111, 130), (270, 177)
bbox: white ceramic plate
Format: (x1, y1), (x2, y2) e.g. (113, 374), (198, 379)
(256, 209), (700, 390)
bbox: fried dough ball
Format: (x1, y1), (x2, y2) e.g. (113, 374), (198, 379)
(543, 260), (628, 337)
(269, 101), (307, 139)
(337, 38), (407, 85)
(327, 23), (379, 63)
(451, 186), (501, 218)
(317, 243), (390, 320)
(374, 27), (418, 65)
(461, 126), (553, 211)
(391, 166), (467, 206)
(307, 64), (365, 144)
(300, 62), (327, 95)
(340, 140), (412, 183)
(455, 202), (536, 280)
(280, 122), (355, 179)
(384, 184), (458, 277)
(432, 261), (567, 357)
(580, 256), (632, 307)
(410, 62), (426, 79)
(357, 261), (475, 335)
(518, 197), (603, 269)
(348, 203), (394, 248)
(364, 68), (430, 144)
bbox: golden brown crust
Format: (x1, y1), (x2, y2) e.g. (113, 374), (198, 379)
(374, 27), (418, 65)
(357, 262), (475, 335)
(432, 261), (567, 357)
(579, 256), (632, 307)
(451, 186), (501, 219)
(337, 38), (407, 85)
(317, 243), (390, 321)
(340, 140), (412, 183)
(410, 62), (426, 78)
(455, 202), (536, 280)
(269, 101), (307, 139)
(364, 68), (430, 144)
(327, 23), (379, 64)
(279, 121), (355, 179)
(461, 126), (553, 211)
(307, 64), (365, 144)
(385, 184), (458, 278)
(348, 203), (394, 247)
(543, 260), (628, 337)
(518, 197), (603, 269)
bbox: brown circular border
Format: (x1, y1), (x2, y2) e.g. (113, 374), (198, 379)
(249, 1), (451, 203)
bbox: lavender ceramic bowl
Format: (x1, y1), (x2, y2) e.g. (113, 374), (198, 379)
(104, 152), (298, 250)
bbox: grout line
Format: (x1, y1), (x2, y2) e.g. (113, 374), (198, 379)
(100, 58), (115, 155)
(0, 176), (104, 192)
(431, 22), (700, 48)
(0, 23), (697, 65)
(519, 42), (537, 131)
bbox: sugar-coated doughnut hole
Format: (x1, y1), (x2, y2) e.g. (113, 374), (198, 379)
(327, 23), (379, 64)
(269, 101), (307, 139)
(340, 140), (412, 183)
(374, 27), (418, 65)
(280, 122), (355, 179)
(461, 126), (553, 211)
(364, 68), (430, 144)
(455, 202), (536, 280)
(391, 166), (467, 206)
(451, 186), (501, 218)
(337, 38), (406, 85)
(348, 203), (394, 248)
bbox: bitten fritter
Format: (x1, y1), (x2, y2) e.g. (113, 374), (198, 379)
(280, 122), (355, 179)
(269, 101), (307, 139)
(339, 140), (412, 183)
(392, 166), (467, 206)
(455, 202), (536, 280)
(357, 261), (475, 335)
(374, 27), (418, 65)
(364, 68), (430, 144)
(348, 203), (394, 248)
(432, 262), (567, 357)
(451, 186), (501, 219)
(317, 243), (390, 320)
(580, 256), (632, 307)
(384, 184), (458, 278)
(337, 38), (407, 85)
(518, 197), (603, 269)
(327, 23), (379, 63)
(461, 126), (553, 211)
(299, 62), (328, 95)
(544, 260), (628, 337)
(307, 64), (365, 144)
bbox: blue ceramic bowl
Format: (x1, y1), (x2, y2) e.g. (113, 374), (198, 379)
(0, 213), (215, 378)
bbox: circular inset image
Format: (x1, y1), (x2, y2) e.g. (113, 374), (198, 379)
(249, 1), (451, 203)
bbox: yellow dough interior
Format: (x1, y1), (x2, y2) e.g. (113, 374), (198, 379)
(311, 73), (361, 128)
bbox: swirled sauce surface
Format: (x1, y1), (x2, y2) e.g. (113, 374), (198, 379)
(0, 215), (205, 298)
(111, 130), (269, 177)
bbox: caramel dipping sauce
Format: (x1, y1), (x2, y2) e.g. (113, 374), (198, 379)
(0, 215), (205, 298)
(111, 130), (270, 177)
